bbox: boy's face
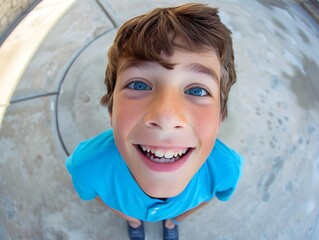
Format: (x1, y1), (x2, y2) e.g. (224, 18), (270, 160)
(111, 47), (222, 198)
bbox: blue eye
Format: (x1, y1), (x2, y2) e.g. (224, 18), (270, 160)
(185, 87), (209, 96)
(127, 81), (152, 91)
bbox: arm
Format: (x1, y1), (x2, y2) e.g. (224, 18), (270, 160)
(96, 196), (107, 207)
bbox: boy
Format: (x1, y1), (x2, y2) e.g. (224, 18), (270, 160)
(66, 3), (242, 240)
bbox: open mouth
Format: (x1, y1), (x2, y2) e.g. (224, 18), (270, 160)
(137, 145), (191, 164)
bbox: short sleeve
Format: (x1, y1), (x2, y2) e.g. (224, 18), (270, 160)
(209, 140), (244, 201)
(215, 187), (235, 201)
(66, 153), (97, 200)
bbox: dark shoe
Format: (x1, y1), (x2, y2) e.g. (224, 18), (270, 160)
(127, 221), (145, 240)
(163, 220), (178, 240)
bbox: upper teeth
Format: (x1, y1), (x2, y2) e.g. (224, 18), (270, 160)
(140, 145), (188, 159)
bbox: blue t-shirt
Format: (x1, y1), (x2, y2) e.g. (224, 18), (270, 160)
(66, 129), (243, 222)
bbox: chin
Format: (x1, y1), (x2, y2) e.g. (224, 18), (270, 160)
(135, 172), (191, 198)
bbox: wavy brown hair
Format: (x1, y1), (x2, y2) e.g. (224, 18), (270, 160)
(100, 3), (236, 120)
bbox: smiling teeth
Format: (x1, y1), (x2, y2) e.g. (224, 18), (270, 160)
(140, 145), (188, 163)
(140, 146), (188, 159)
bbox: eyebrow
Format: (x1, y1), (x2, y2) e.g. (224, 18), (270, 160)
(118, 60), (160, 73)
(119, 60), (219, 83)
(183, 63), (219, 83)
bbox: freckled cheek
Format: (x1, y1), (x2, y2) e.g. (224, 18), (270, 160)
(112, 100), (138, 154)
(112, 98), (141, 131)
(191, 108), (220, 148)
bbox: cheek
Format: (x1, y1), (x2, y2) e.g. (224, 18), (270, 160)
(111, 97), (142, 134)
(112, 99), (139, 156)
(191, 106), (220, 150)
(193, 107), (220, 132)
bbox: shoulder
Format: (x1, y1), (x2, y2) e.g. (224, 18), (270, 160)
(208, 139), (243, 171)
(65, 129), (121, 200)
(66, 129), (117, 173)
(205, 139), (243, 200)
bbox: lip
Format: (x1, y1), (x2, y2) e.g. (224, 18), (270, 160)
(134, 144), (194, 172)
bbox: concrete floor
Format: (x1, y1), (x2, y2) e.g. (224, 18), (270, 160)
(1, 0), (319, 239)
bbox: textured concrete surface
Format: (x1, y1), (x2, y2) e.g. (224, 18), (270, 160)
(1, 0), (319, 239)
(0, 0), (75, 127)
(0, 0), (38, 39)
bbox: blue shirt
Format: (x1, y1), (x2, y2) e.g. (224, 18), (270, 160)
(66, 129), (243, 222)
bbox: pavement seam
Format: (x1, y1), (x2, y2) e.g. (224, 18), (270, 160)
(9, 92), (59, 104)
(0, 0), (76, 127)
(55, 28), (116, 156)
(95, 0), (118, 28)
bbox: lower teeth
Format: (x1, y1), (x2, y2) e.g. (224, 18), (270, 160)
(146, 152), (181, 163)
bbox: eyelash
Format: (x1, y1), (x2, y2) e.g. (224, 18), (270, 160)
(185, 87), (209, 97)
(126, 81), (152, 91)
(126, 80), (211, 97)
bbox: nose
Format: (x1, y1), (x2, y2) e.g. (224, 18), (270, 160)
(143, 90), (188, 130)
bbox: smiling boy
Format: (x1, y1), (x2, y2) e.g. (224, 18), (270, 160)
(66, 3), (242, 240)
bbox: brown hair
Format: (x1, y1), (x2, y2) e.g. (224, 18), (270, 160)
(100, 3), (236, 120)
